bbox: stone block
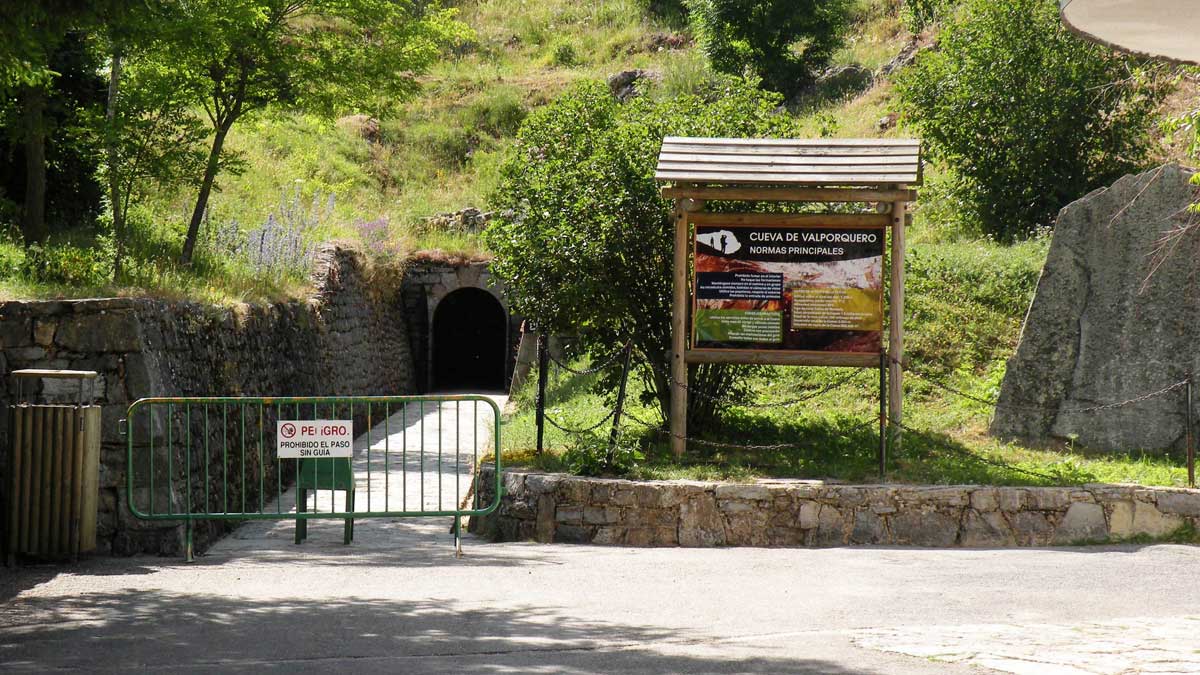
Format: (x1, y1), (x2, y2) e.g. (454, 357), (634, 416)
(559, 478), (590, 504)
(960, 510), (1015, 547)
(715, 484), (773, 502)
(0, 315), (31, 347)
(55, 311), (141, 352)
(33, 320), (55, 346)
(1009, 511), (1055, 546)
(1154, 491), (1200, 518)
(554, 525), (594, 544)
(815, 504), (847, 546)
(997, 489), (1027, 512)
(535, 495), (556, 543)
(922, 487), (969, 507)
(523, 473), (559, 494)
(970, 489), (999, 512)
(889, 509), (960, 547)
(850, 510), (887, 544)
(1052, 502), (1108, 544)
(723, 510), (770, 546)
(1109, 501), (1184, 539)
(718, 500), (755, 513)
(798, 501), (820, 529)
(584, 506), (620, 525)
(1028, 489), (1072, 511)
(679, 493), (725, 547)
(592, 526), (625, 545)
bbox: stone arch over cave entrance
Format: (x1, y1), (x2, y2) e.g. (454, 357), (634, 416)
(432, 287), (508, 391)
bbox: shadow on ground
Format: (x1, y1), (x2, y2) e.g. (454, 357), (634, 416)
(1, 588), (874, 674)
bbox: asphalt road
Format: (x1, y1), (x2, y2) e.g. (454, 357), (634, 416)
(3, 395), (1199, 673)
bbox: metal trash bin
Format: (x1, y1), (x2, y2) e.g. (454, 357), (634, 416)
(5, 370), (101, 565)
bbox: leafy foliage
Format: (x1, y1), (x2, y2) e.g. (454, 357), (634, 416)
(485, 77), (796, 425)
(686, 0), (854, 96)
(900, 0), (960, 32)
(561, 433), (644, 477)
(149, 0), (470, 263)
(896, 0), (1169, 240)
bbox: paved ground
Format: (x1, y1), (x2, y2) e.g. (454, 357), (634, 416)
(3, 394), (1200, 674)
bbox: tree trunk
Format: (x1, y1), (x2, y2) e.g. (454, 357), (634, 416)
(107, 52), (125, 280)
(20, 86), (49, 245)
(180, 123), (230, 265)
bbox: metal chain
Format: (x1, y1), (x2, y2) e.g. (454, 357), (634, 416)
(547, 341), (632, 376)
(900, 364), (1189, 414)
(543, 408), (617, 435)
(622, 408), (880, 451)
(647, 361), (868, 408)
(892, 420), (1061, 482)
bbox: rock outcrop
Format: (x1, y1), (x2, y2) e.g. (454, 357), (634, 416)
(991, 164), (1200, 451)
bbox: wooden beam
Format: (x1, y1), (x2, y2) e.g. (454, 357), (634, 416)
(888, 197), (908, 455)
(671, 197), (703, 459)
(688, 212), (892, 227)
(660, 186), (917, 203)
(685, 349), (881, 368)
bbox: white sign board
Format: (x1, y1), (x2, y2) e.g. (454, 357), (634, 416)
(276, 420), (354, 458)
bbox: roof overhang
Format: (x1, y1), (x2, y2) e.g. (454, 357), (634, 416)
(1060, 0), (1200, 65)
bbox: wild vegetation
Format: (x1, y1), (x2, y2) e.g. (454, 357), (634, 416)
(1, 0), (1197, 484)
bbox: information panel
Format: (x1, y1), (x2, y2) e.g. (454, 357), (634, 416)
(693, 223), (884, 354)
(277, 420), (354, 458)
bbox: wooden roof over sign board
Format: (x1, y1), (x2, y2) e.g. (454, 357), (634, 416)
(654, 136), (922, 187)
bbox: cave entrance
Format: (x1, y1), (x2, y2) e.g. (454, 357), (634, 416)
(432, 287), (507, 392)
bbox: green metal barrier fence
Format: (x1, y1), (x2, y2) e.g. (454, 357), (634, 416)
(124, 395), (502, 560)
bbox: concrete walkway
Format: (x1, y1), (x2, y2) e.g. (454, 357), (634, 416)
(228, 395), (503, 551)
(3, 393), (1200, 673)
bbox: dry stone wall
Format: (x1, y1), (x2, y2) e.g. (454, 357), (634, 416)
(0, 245), (414, 555)
(470, 468), (1200, 547)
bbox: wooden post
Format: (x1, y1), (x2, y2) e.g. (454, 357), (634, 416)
(888, 198), (908, 453)
(670, 200), (690, 459)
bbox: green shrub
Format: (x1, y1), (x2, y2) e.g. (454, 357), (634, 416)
(21, 242), (113, 287)
(485, 78), (797, 428)
(465, 87), (528, 138)
(896, 0), (1168, 240)
(406, 122), (475, 169)
(686, 0), (854, 96)
(550, 41), (580, 67)
(900, 0), (960, 32)
(561, 433), (644, 477)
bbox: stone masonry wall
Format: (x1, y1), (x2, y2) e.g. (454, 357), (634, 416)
(0, 244), (414, 556)
(470, 468), (1200, 547)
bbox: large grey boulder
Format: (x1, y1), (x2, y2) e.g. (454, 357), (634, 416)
(991, 164), (1200, 452)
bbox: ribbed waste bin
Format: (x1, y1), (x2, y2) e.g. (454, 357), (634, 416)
(5, 369), (101, 565)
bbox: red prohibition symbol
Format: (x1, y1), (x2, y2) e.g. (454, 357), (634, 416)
(281, 423), (297, 439)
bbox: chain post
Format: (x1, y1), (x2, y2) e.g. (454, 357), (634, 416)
(607, 342), (635, 466)
(879, 351), (887, 480)
(535, 332), (549, 455)
(1187, 373), (1195, 489)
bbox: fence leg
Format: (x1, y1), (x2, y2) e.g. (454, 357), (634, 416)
(184, 521), (194, 563)
(879, 352), (888, 481)
(1188, 375), (1195, 489)
(453, 517), (463, 558)
(536, 332), (549, 455)
(607, 342), (635, 466)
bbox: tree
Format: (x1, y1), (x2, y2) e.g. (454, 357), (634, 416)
(164, 0), (468, 265)
(686, 0), (853, 97)
(0, 1), (98, 244)
(896, 0), (1168, 240)
(96, 0), (208, 279)
(485, 77), (796, 428)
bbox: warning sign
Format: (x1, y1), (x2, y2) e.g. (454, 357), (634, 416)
(277, 420), (354, 458)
